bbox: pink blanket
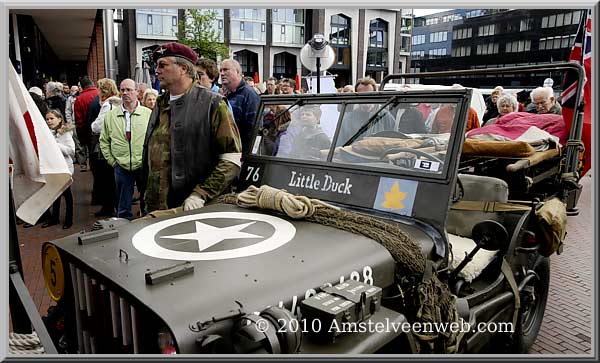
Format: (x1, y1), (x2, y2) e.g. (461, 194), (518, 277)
(467, 112), (567, 145)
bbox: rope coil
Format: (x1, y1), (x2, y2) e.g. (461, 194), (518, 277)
(9, 332), (45, 354)
(237, 185), (340, 219)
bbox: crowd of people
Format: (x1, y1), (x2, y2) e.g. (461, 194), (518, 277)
(21, 41), (566, 227)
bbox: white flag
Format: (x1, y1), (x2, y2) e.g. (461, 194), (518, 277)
(9, 62), (72, 225)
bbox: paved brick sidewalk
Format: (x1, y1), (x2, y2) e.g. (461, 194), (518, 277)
(529, 172), (594, 355)
(13, 167), (140, 317)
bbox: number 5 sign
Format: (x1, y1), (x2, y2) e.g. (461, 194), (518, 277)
(42, 244), (65, 301)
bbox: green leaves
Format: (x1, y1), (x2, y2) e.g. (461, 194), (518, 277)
(177, 9), (230, 61)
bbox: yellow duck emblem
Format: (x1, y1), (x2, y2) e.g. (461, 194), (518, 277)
(382, 181), (407, 210)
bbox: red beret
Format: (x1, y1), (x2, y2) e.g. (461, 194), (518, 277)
(153, 42), (198, 64)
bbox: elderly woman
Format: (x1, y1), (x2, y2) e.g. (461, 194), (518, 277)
(485, 93), (519, 125)
(529, 86), (562, 115)
(142, 88), (158, 110)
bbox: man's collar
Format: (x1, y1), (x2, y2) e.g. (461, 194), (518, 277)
(121, 100), (140, 114)
(227, 79), (245, 95)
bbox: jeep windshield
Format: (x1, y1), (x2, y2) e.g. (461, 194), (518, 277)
(249, 91), (470, 178)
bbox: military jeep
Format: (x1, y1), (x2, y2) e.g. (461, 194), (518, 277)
(41, 65), (583, 355)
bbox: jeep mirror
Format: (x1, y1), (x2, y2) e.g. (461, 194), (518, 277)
(471, 220), (508, 252)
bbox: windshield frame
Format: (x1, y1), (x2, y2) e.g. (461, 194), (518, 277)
(248, 90), (472, 182)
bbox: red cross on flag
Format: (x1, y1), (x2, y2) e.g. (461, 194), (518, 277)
(9, 63), (72, 225)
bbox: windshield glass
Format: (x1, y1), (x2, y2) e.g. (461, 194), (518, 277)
(251, 97), (463, 176)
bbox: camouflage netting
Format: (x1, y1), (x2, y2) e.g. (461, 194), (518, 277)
(216, 185), (462, 353)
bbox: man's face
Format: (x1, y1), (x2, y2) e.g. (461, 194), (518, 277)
(120, 80), (137, 105)
(196, 66), (213, 89)
(220, 61), (242, 91)
(280, 82), (294, 94)
(266, 81), (276, 93)
(533, 94), (555, 114)
(355, 84), (377, 112)
(63, 84), (70, 95)
(70, 86), (78, 94)
(155, 57), (185, 91)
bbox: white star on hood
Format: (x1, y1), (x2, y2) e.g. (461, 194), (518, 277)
(161, 221), (262, 251)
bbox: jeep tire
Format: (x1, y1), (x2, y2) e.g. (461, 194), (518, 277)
(511, 255), (550, 353)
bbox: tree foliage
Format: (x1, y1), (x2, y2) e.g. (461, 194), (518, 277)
(177, 9), (230, 61)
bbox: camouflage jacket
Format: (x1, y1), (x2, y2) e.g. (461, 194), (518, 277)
(141, 84), (242, 213)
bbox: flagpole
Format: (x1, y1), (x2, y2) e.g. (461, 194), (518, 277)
(8, 180), (31, 333)
(564, 10), (589, 178)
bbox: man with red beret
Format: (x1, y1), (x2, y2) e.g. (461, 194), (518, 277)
(140, 42), (242, 213)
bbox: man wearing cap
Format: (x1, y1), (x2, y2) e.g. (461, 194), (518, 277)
(140, 42), (242, 214)
(219, 59), (260, 154)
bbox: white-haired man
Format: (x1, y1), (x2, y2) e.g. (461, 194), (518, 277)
(529, 86), (562, 115)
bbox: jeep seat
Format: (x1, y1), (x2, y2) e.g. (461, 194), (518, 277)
(446, 174), (509, 282)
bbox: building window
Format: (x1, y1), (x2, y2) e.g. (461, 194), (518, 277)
(556, 13), (565, 27)
(465, 10), (484, 18)
(429, 31), (448, 43)
(234, 50), (259, 76)
(330, 14), (350, 45)
(520, 18), (533, 32)
(476, 43), (499, 55)
(572, 10), (582, 24)
(367, 18), (388, 71)
(451, 46), (471, 57)
(272, 8), (303, 24)
(478, 24), (495, 37)
(367, 50), (388, 67)
(272, 9), (305, 45)
(505, 40), (531, 53)
(542, 11), (581, 28)
(425, 17), (439, 25)
(453, 28), (472, 40)
(400, 36), (410, 52)
(411, 50), (425, 58)
(401, 17), (412, 34)
(428, 48), (447, 57)
(230, 8), (266, 42)
(412, 34), (425, 45)
(540, 34), (576, 50)
(369, 18), (388, 48)
(442, 13), (462, 23)
(137, 9), (178, 39)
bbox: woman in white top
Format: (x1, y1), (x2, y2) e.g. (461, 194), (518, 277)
(43, 109), (75, 229)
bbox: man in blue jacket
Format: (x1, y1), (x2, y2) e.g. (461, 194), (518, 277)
(220, 59), (260, 154)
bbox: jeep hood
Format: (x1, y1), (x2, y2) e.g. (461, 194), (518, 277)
(50, 203), (433, 351)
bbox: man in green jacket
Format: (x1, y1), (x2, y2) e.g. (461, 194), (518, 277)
(100, 78), (151, 220)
